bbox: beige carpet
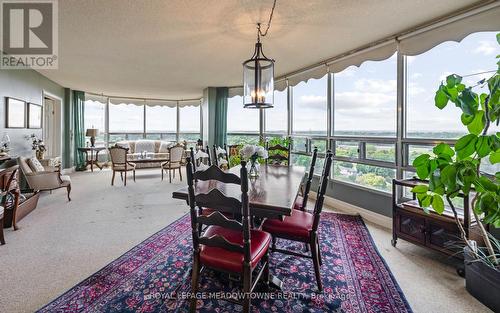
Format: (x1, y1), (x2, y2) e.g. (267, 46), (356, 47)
(0, 168), (491, 313)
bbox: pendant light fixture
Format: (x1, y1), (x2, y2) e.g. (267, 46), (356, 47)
(243, 0), (277, 109)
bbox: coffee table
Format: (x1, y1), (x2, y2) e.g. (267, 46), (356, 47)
(127, 154), (170, 165)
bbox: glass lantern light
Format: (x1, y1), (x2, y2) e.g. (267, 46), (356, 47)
(243, 30), (274, 109)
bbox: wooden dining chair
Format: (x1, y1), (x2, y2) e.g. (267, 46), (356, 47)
(1, 165), (20, 231)
(262, 151), (333, 292)
(266, 140), (291, 165)
(0, 165), (20, 244)
(109, 146), (136, 186)
(294, 147), (318, 211)
(186, 158), (271, 313)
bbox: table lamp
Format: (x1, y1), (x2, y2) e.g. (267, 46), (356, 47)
(86, 128), (99, 147)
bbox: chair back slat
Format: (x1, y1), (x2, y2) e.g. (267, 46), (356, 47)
(267, 144), (289, 152)
(301, 147), (318, 210)
(195, 189), (242, 214)
(198, 235), (244, 253)
(197, 210), (243, 231)
(193, 165), (241, 184)
(312, 151), (333, 231)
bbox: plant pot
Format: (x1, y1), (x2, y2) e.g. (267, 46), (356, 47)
(464, 247), (500, 312)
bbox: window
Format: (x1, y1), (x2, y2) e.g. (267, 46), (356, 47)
(146, 105), (176, 134)
(179, 104), (201, 142)
(292, 75), (328, 136)
(334, 141), (358, 158)
(265, 89), (287, 135)
(109, 101), (144, 133)
(227, 95), (260, 145)
(333, 161), (395, 192)
(334, 54), (397, 137)
(84, 96), (106, 145)
(406, 32), (499, 139)
(365, 143), (395, 163)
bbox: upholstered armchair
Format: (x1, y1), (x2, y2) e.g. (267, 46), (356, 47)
(17, 156), (71, 201)
(161, 144), (184, 183)
(109, 146), (136, 186)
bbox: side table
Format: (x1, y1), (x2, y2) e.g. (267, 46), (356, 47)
(78, 147), (106, 172)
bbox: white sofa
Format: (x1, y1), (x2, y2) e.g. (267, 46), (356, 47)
(115, 140), (175, 169)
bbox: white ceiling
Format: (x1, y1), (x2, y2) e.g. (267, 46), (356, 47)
(38, 0), (484, 99)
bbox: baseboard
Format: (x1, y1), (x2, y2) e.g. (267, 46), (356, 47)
(309, 192), (392, 230)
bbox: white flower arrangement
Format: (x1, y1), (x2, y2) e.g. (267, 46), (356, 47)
(240, 144), (268, 162)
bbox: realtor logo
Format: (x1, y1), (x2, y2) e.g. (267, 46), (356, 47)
(1, 0), (58, 69)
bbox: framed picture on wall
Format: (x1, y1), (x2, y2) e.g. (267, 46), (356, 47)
(28, 103), (43, 128)
(6, 97), (26, 128)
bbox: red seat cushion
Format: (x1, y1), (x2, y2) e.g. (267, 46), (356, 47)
(200, 226), (271, 273)
(293, 195), (304, 210)
(262, 209), (314, 240)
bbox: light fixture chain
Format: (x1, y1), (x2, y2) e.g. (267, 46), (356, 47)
(258, 0), (277, 38)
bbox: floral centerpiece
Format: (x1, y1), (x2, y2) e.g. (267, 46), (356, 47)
(240, 144), (268, 177)
(25, 133), (46, 160)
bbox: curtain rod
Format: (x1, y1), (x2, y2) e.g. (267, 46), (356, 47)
(84, 91), (202, 103)
(270, 0), (498, 83)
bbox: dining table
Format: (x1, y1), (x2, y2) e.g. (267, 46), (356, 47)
(172, 164), (305, 220)
(171, 164), (306, 289)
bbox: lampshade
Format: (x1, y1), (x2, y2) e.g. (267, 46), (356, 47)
(86, 128), (99, 137)
(243, 42), (274, 109)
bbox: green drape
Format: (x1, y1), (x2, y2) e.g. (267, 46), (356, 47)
(214, 87), (228, 147)
(72, 90), (86, 171)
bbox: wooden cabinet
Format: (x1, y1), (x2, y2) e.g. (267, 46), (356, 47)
(392, 178), (477, 258)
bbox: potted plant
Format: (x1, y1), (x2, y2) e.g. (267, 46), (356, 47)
(25, 134), (46, 160)
(411, 34), (499, 311)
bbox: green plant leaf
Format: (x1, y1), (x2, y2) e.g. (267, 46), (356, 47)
(413, 154), (430, 167)
(475, 135), (491, 158)
(416, 165), (430, 180)
(455, 134), (477, 159)
(490, 150), (500, 164)
(411, 185), (428, 194)
(457, 88), (479, 116)
(477, 176), (497, 192)
(433, 143), (455, 157)
(461, 113), (475, 125)
(435, 85), (449, 109)
(432, 194), (445, 214)
(446, 74), (462, 88)
(440, 165), (457, 191)
(466, 110), (485, 135)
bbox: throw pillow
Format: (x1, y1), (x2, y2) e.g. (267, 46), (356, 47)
(28, 157), (45, 172)
(159, 141), (173, 153)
